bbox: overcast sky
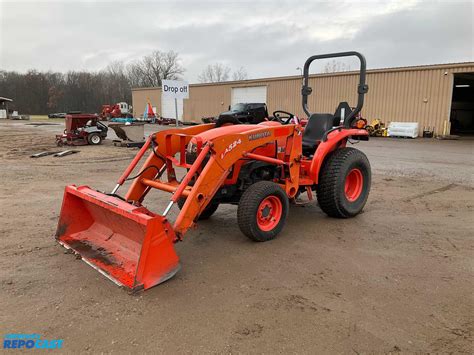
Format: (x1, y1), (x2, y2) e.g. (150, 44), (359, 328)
(0, 0), (472, 82)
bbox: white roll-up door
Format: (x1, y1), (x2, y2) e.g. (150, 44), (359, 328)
(231, 86), (267, 105)
(161, 97), (183, 120)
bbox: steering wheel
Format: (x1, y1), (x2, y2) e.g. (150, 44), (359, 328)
(272, 110), (295, 125)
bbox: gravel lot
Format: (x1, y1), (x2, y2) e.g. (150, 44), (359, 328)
(1, 120), (472, 353)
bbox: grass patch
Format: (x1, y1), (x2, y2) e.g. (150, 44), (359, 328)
(30, 115), (63, 122)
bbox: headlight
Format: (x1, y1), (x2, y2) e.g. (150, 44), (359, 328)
(187, 142), (198, 154)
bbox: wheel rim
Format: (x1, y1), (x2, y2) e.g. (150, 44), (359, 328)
(91, 135), (100, 144)
(345, 168), (363, 202)
(257, 196), (282, 231)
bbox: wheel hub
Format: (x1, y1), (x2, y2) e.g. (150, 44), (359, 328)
(257, 196), (282, 231)
(261, 205), (271, 218)
(344, 168), (363, 202)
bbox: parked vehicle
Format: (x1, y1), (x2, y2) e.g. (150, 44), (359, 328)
(48, 113), (67, 118)
(210, 103), (269, 126)
(100, 102), (133, 120)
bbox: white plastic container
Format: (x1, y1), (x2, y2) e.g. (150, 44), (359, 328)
(387, 122), (419, 138)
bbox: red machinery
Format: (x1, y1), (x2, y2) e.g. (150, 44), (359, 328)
(56, 114), (108, 146)
(56, 52), (371, 291)
(100, 102), (132, 120)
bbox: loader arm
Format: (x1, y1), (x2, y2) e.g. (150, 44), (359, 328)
(125, 124), (214, 202)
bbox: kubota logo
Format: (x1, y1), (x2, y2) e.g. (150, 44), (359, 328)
(220, 139), (242, 159)
(248, 131), (271, 141)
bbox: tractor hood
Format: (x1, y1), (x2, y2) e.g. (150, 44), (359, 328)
(186, 124), (266, 164)
(190, 124), (258, 144)
(186, 123), (282, 161)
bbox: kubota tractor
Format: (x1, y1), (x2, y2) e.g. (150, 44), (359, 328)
(56, 52), (371, 291)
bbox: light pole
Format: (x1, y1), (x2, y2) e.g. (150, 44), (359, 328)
(296, 67), (303, 85)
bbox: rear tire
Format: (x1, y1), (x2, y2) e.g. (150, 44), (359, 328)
(177, 198), (219, 220)
(87, 133), (102, 145)
(317, 147), (371, 218)
(237, 181), (289, 242)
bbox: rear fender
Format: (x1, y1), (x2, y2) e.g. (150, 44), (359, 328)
(309, 129), (368, 183)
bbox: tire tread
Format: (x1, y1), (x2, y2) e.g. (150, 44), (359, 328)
(238, 181), (288, 242)
(317, 147), (370, 218)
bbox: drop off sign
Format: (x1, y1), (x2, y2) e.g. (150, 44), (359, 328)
(162, 80), (189, 99)
(161, 79), (189, 126)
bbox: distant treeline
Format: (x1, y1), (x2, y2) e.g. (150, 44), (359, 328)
(0, 50), (184, 114)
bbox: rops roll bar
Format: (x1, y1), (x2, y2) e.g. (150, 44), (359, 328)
(301, 51), (369, 123)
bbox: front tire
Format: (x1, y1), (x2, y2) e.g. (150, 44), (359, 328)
(87, 133), (102, 145)
(177, 198), (219, 220)
(237, 181), (289, 242)
(317, 147), (371, 218)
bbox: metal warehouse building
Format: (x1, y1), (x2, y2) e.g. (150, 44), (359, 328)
(132, 62), (474, 136)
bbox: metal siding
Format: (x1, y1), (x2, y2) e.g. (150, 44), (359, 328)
(131, 63), (474, 134)
(231, 86), (267, 104)
(132, 89), (161, 118)
(183, 84), (231, 120)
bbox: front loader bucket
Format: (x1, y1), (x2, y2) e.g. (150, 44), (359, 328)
(56, 185), (180, 291)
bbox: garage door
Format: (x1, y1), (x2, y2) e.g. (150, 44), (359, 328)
(161, 97), (183, 120)
(231, 86), (267, 105)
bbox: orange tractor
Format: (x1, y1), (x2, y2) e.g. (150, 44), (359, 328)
(56, 52), (371, 291)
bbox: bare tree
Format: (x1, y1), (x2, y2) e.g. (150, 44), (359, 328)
(322, 60), (351, 73)
(198, 63), (231, 83)
(101, 60), (131, 102)
(126, 64), (145, 89)
(105, 60), (126, 77)
(127, 50), (185, 87)
(0, 50), (185, 114)
(232, 67), (248, 81)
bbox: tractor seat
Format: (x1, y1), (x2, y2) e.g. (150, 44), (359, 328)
(302, 113), (335, 154)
